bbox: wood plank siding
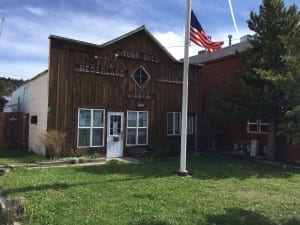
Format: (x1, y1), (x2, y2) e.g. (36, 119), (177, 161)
(47, 27), (202, 156)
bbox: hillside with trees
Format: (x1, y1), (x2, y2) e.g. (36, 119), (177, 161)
(0, 77), (26, 96)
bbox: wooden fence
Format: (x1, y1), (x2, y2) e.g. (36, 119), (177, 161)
(0, 112), (28, 149)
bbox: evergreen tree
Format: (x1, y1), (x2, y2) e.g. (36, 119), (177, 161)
(240, 0), (300, 159)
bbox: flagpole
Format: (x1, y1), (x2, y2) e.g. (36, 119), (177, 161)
(178, 0), (191, 176)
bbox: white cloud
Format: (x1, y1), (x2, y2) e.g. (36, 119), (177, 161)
(0, 61), (47, 80)
(24, 7), (46, 16)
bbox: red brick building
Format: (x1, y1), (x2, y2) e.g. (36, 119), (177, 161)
(190, 40), (300, 161)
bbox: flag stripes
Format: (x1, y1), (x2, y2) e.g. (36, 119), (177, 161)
(190, 10), (223, 52)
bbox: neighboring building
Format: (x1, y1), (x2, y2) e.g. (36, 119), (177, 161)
(190, 39), (300, 161)
(8, 26), (202, 157)
(0, 96), (8, 112)
(7, 70), (49, 154)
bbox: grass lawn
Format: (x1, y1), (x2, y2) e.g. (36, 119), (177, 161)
(0, 154), (299, 225)
(0, 149), (43, 165)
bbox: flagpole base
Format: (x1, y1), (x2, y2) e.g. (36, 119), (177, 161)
(177, 170), (189, 177)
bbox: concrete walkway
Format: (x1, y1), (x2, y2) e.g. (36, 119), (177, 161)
(0, 157), (140, 172)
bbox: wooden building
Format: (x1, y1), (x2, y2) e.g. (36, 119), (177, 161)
(9, 26), (202, 157)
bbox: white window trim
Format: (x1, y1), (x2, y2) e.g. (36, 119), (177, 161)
(126, 110), (148, 146)
(247, 119), (268, 134)
(131, 65), (151, 88)
(259, 120), (268, 134)
(167, 112), (181, 136)
(247, 119), (258, 133)
(77, 108), (105, 148)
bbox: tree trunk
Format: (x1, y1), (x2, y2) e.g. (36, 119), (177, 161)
(267, 119), (276, 160)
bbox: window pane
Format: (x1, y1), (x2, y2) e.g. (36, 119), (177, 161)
(140, 70), (148, 84)
(110, 115), (121, 135)
(139, 112), (147, 127)
(78, 128), (90, 146)
(167, 113), (174, 134)
(93, 110), (103, 127)
(127, 128), (136, 144)
(248, 124), (258, 132)
(174, 113), (180, 134)
(133, 67), (150, 86)
(138, 128), (147, 144)
(128, 112), (137, 127)
(260, 124), (268, 133)
(187, 116), (193, 134)
(92, 128), (103, 146)
(79, 110), (91, 127)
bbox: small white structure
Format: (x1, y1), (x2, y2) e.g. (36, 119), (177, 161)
(6, 70), (49, 155)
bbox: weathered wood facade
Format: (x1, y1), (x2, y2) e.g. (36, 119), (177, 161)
(47, 26), (202, 157)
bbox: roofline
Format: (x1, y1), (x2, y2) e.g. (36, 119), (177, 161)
(49, 26), (182, 63)
(29, 69), (48, 82)
(100, 25), (179, 63)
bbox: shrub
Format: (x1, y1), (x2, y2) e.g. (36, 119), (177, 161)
(39, 130), (66, 158)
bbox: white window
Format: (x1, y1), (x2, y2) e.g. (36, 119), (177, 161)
(78, 109), (104, 147)
(247, 119), (268, 133)
(167, 112), (181, 135)
(127, 111), (148, 145)
(247, 119), (258, 133)
(259, 120), (268, 133)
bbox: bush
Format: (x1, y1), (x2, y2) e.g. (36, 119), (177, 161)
(39, 130), (66, 158)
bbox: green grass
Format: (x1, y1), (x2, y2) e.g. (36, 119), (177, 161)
(0, 149), (43, 164)
(0, 154), (299, 225)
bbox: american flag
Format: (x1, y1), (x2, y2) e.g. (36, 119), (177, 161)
(190, 10), (223, 53)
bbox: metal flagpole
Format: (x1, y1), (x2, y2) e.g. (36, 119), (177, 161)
(178, 0), (191, 176)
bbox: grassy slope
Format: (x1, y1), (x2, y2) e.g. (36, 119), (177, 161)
(0, 154), (299, 225)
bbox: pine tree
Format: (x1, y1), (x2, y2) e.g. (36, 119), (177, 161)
(241, 0), (300, 159)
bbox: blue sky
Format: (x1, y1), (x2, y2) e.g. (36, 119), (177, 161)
(0, 0), (298, 80)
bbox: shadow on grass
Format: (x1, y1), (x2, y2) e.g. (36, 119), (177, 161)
(4, 175), (148, 195)
(206, 208), (300, 225)
(134, 218), (171, 225)
(206, 208), (275, 225)
(75, 154), (296, 180)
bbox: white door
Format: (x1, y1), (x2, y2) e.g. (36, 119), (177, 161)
(107, 112), (124, 157)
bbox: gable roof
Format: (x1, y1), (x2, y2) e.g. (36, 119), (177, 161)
(49, 25), (179, 63)
(189, 40), (252, 64)
(100, 25), (178, 63)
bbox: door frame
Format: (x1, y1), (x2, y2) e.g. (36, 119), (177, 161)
(106, 111), (124, 157)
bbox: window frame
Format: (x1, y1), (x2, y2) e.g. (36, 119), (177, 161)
(247, 119), (268, 134)
(247, 119), (258, 133)
(30, 115), (38, 125)
(131, 65), (151, 88)
(77, 108), (105, 148)
(126, 110), (148, 146)
(259, 120), (268, 134)
(167, 112), (181, 136)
